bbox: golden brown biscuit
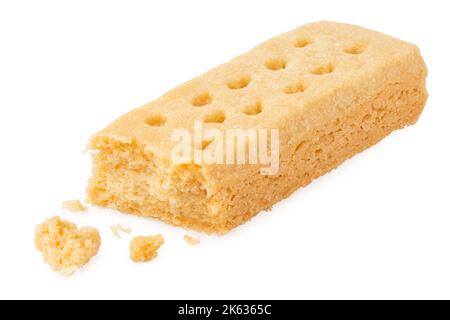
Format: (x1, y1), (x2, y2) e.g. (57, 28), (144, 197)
(87, 21), (427, 234)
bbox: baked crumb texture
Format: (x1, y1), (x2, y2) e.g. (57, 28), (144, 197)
(87, 21), (428, 234)
(35, 216), (101, 275)
(130, 235), (164, 262)
(110, 224), (131, 239)
(183, 235), (200, 246)
(61, 199), (87, 212)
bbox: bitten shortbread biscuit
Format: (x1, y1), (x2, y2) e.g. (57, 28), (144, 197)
(87, 21), (428, 234)
(35, 216), (101, 275)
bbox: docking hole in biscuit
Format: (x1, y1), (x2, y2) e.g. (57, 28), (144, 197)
(145, 114), (166, 127)
(227, 76), (251, 90)
(295, 141), (306, 152)
(204, 110), (225, 123)
(283, 81), (307, 94)
(265, 58), (287, 71)
(294, 39), (312, 48)
(345, 44), (366, 54)
(195, 139), (214, 150)
(243, 101), (262, 115)
(191, 92), (212, 107)
(311, 63), (334, 75)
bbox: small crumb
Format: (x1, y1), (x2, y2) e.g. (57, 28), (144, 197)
(110, 224), (131, 239)
(61, 199), (87, 213)
(34, 216), (101, 276)
(183, 234), (200, 246)
(130, 235), (164, 263)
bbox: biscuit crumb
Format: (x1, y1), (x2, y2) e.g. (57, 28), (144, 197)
(110, 224), (131, 239)
(61, 199), (86, 212)
(34, 216), (101, 275)
(183, 235), (200, 246)
(130, 235), (164, 262)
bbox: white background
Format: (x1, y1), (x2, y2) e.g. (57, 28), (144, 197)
(0, 0), (449, 300)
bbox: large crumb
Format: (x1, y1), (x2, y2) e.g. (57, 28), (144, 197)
(34, 216), (101, 275)
(130, 235), (164, 262)
(183, 234), (200, 246)
(110, 224), (131, 239)
(61, 199), (87, 212)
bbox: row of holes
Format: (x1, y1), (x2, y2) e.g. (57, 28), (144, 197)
(145, 40), (366, 127)
(145, 103), (262, 127)
(190, 60), (334, 109)
(192, 61), (339, 107)
(192, 42), (364, 107)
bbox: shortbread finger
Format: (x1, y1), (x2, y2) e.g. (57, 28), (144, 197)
(87, 21), (427, 234)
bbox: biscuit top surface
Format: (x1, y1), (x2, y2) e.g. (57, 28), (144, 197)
(94, 21), (421, 159)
